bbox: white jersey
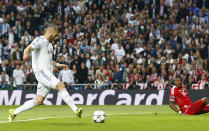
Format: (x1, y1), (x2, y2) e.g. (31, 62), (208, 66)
(31, 36), (53, 73)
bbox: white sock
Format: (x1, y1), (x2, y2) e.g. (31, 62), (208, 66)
(59, 88), (77, 113)
(14, 99), (38, 115)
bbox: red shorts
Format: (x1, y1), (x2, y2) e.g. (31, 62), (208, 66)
(185, 99), (209, 115)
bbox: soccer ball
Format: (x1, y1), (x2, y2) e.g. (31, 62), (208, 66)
(92, 110), (106, 123)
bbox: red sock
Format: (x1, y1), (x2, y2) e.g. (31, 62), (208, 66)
(202, 105), (209, 113)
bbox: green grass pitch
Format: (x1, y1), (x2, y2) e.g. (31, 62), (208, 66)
(0, 105), (209, 131)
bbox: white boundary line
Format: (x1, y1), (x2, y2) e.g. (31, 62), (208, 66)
(0, 117), (58, 124)
(119, 112), (152, 115)
(89, 112), (153, 116)
(0, 112), (153, 124)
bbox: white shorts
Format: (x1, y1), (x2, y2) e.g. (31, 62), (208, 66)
(36, 83), (51, 97)
(35, 69), (60, 97)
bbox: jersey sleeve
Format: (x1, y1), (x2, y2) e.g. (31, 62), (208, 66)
(169, 87), (176, 101)
(30, 37), (42, 49)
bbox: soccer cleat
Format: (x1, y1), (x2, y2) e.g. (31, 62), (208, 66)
(76, 108), (83, 118)
(8, 109), (16, 122)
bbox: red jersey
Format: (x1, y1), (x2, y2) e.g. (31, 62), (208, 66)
(128, 73), (140, 84)
(169, 86), (192, 112)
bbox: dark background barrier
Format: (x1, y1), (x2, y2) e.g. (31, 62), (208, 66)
(0, 90), (208, 105)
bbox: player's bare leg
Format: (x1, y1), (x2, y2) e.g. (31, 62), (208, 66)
(56, 82), (83, 118)
(202, 97), (209, 105)
(9, 95), (44, 122)
(199, 97), (209, 114)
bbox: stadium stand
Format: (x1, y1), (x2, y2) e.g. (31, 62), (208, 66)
(0, 0), (208, 90)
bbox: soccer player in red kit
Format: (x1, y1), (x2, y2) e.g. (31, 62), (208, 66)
(169, 75), (209, 115)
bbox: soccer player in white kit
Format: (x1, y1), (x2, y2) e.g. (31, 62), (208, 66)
(8, 26), (83, 122)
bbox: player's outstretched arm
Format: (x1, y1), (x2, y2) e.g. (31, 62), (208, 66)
(23, 45), (33, 61)
(169, 101), (183, 115)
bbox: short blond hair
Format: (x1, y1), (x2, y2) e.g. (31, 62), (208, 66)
(46, 26), (59, 33)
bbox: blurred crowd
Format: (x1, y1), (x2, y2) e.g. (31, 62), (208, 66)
(0, 0), (208, 90)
